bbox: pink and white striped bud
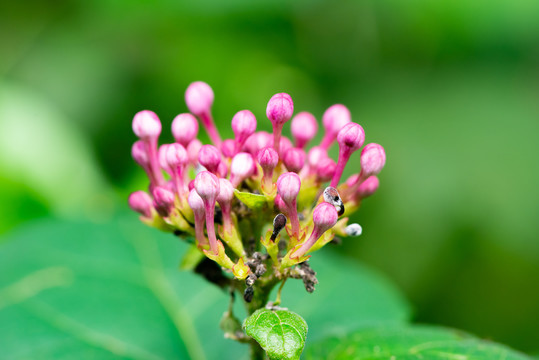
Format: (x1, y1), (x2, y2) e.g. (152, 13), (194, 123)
(266, 93), (294, 155)
(291, 202), (338, 259)
(232, 110), (257, 153)
(152, 186), (175, 217)
(194, 171), (220, 254)
(132, 110), (161, 140)
(185, 81), (214, 116)
(217, 161), (228, 178)
(291, 112), (318, 149)
(185, 81), (221, 146)
(277, 172), (301, 237)
(187, 139), (202, 165)
(360, 143), (386, 177)
(330, 123), (365, 187)
(171, 113), (199, 146)
(257, 147), (279, 190)
(320, 104), (351, 149)
(198, 144), (222, 174)
(357, 175), (380, 199)
(230, 152), (255, 187)
(132, 140), (150, 169)
(274, 194), (287, 213)
(128, 191), (153, 218)
(217, 178), (235, 234)
(165, 143), (188, 195)
(316, 157), (337, 182)
(188, 189), (207, 247)
(283, 147), (306, 173)
(221, 139), (236, 159)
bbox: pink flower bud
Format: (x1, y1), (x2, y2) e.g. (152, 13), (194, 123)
(230, 152), (255, 187)
(221, 139), (236, 158)
(198, 144), (222, 174)
(360, 143), (386, 177)
(132, 110), (161, 140)
(357, 175), (379, 199)
(291, 111), (318, 148)
(171, 113), (199, 146)
(274, 194), (286, 213)
(291, 202), (338, 259)
(257, 147), (279, 190)
(188, 189), (207, 247)
(266, 93), (294, 126)
(277, 136), (293, 155)
(337, 123), (365, 152)
(165, 143), (188, 169)
(232, 110), (257, 148)
(217, 178), (235, 233)
(267, 93), (294, 155)
(185, 81), (214, 116)
(128, 191), (153, 218)
(187, 139), (202, 165)
(132, 140), (150, 168)
(283, 147), (306, 173)
(152, 186), (175, 217)
(277, 172), (301, 204)
(277, 172), (301, 237)
(217, 161), (228, 178)
(320, 104), (351, 149)
(316, 157), (337, 182)
(185, 81), (221, 146)
(194, 171), (220, 254)
(330, 123), (365, 187)
(158, 144), (171, 173)
(307, 146), (328, 168)
(243, 131), (272, 155)
(194, 171), (220, 203)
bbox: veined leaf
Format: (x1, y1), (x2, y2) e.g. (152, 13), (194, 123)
(234, 189), (267, 209)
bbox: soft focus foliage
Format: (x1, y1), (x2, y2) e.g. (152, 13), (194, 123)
(1, 0), (539, 354)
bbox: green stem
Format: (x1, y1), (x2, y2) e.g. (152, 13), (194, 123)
(250, 340), (266, 360)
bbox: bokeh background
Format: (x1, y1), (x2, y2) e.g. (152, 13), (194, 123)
(1, 0), (538, 355)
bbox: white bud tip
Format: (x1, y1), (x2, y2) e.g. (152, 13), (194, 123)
(345, 223), (362, 237)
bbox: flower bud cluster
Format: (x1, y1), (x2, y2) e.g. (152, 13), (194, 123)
(129, 81), (386, 292)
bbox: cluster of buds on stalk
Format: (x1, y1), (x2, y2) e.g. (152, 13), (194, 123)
(129, 81), (385, 303)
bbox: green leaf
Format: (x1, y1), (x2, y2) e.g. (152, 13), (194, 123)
(244, 308), (307, 360)
(304, 325), (531, 359)
(0, 215), (245, 360)
(234, 189), (267, 209)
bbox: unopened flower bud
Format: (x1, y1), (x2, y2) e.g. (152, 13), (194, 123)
(194, 171), (220, 254)
(158, 144), (171, 173)
(185, 81), (214, 116)
(188, 189), (207, 247)
(230, 152), (255, 187)
(232, 110), (257, 150)
(132, 140), (150, 168)
(316, 157), (337, 182)
(305, 146), (328, 176)
(198, 144), (222, 174)
(187, 139), (202, 165)
(217, 178), (235, 235)
(331, 122), (365, 187)
(283, 147), (306, 173)
(128, 191), (153, 218)
(357, 175), (379, 199)
(257, 147), (279, 190)
(243, 131), (272, 156)
(165, 143), (188, 169)
(132, 110), (161, 140)
(221, 139), (236, 158)
(266, 93), (294, 155)
(291, 111), (318, 149)
(171, 113), (199, 146)
(291, 202), (338, 259)
(345, 223), (362, 237)
(320, 104), (351, 149)
(185, 81), (221, 146)
(360, 143), (386, 177)
(277, 172), (301, 237)
(152, 186), (175, 217)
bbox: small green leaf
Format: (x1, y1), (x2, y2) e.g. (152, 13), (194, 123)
(244, 308), (308, 360)
(304, 325), (531, 359)
(234, 189), (267, 209)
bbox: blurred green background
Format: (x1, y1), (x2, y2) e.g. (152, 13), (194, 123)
(1, 0), (538, 355)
